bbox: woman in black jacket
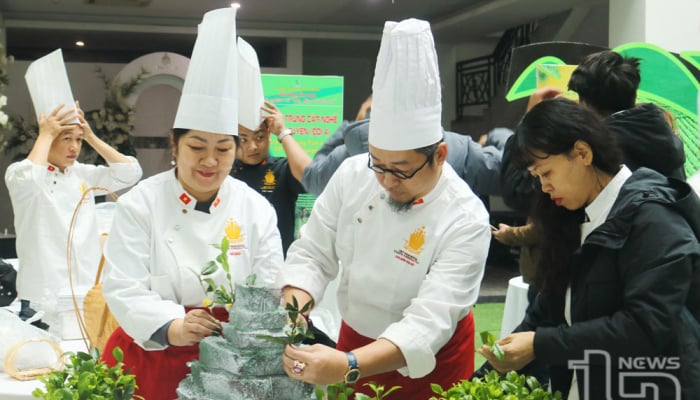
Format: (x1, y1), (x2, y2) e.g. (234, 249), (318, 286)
(479, 98), (700, 399)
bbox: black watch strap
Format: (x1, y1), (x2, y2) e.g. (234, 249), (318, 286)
(344, 351), (361, 385)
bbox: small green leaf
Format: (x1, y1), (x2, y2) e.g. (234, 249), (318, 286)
(492, 343), (505, 360)
(245, 274), (257, 286)
(201, 261), (218, 275)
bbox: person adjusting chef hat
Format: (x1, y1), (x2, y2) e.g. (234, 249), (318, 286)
(278, 18), (490, 399)
(5, 48), (141, 331)
(100, 7), (284, 400)
(231, 36), (312, 257)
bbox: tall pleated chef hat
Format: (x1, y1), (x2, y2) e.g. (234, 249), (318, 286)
(25, 49), (79, 124)
(237, 37), (265, 131)
(174, 7), (239, 135)
(369, 18), (443, 151)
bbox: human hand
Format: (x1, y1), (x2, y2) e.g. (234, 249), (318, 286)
(283, 344), (347, 385)
(478, 331), (535, 373)
(492, 223), (517, 246)
(167, 308), (222, 347)
(261, 100), (286, 137)
(74, 101), (97, 145)
(38, 103), (78, 140)
(526, 87), (563, 112)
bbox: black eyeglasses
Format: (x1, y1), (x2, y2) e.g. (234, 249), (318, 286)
(367, 153), (431, 180)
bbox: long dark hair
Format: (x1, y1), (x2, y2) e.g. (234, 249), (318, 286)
(511, 99), (621, 293)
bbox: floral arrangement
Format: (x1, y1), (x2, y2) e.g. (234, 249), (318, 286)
(0, 45), (10, 128)
(0, 43), (16, 155)
(80, 67), (145, 165)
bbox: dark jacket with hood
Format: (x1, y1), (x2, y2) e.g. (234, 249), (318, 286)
(606, 103), (686, 180)
(516, 168), (700, 399)
(500, 103), (687, 211)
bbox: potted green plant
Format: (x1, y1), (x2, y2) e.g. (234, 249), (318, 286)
(32, 347), (141, 400)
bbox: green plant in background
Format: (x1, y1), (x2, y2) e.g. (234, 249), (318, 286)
(316, 381), (401, 400)
(429, 370), (562, 400)
(195, 235), (236, 310)
(32, 346), (142, 400)
(257, 295), (315, 345)
(480, 330), (505, 361)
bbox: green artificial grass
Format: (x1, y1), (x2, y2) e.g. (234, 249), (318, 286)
(472, 302), (505, 369)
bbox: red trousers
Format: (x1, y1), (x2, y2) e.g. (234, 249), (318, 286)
(336, 312), (474, 400)
(101, 307), (228, 400)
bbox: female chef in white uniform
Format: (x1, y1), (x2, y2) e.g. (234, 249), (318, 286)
(101, 8), (284, 400)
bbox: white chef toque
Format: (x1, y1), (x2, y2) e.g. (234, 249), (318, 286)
(174, 7), (239, 135)
(237, 37), (265, 131)
(368, 18), (443, 151)
(25, 49), (79, 124)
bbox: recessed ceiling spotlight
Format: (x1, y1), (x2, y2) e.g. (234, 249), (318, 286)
(231, 2), (240, 8)
(75, 41), (85, 47)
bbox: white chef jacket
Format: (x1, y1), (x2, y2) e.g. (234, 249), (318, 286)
(103, 169), (284, 350)
(4, 158), (142, 303)
(277, 154), (491, 378)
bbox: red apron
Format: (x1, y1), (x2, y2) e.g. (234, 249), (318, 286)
(336, 312), (474, 400)
(101, 307), (229, 400)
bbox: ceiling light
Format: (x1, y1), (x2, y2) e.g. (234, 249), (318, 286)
(75, 41), (85, 47)
(231, 2), (240, 8)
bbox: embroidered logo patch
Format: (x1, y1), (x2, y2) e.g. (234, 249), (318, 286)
(404, 226), (426, 255)
(393, 226), (425, 267)
(261, 169), (276, 191)
(225, 218), (247, 255)
(225, 218), (245, 244)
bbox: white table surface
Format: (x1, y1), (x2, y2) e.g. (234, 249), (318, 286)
(500, 275), (530, 338)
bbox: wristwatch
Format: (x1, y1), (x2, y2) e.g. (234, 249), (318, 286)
(344, 351), (361, 385)
(277, 128), (293, 142)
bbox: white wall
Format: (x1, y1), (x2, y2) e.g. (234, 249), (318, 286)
(610, 0), (700, 52)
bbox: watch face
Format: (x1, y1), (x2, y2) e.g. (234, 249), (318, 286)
(345, 368), (361, 384)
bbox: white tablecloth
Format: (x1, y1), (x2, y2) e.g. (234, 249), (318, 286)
(500, 275), (530, 338)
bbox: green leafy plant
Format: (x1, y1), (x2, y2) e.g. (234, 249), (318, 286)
(316, 381), (401, 400)
(480, 330), (505, 360)
(430, 370), (562, 400)
(195, 236), (236, 310)
(257, 295), (315, 345)
(32, 346), (142, 400)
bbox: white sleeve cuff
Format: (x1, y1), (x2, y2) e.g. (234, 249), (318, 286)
(380, 323), (436, 378)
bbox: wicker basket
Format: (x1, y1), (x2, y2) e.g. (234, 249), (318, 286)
(3, 338), (65, 381)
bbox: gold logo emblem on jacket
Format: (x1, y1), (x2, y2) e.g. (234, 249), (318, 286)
(225, 218), (245, 244)
(261, 169), (276, 191)
(404, 226), (426, 255)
